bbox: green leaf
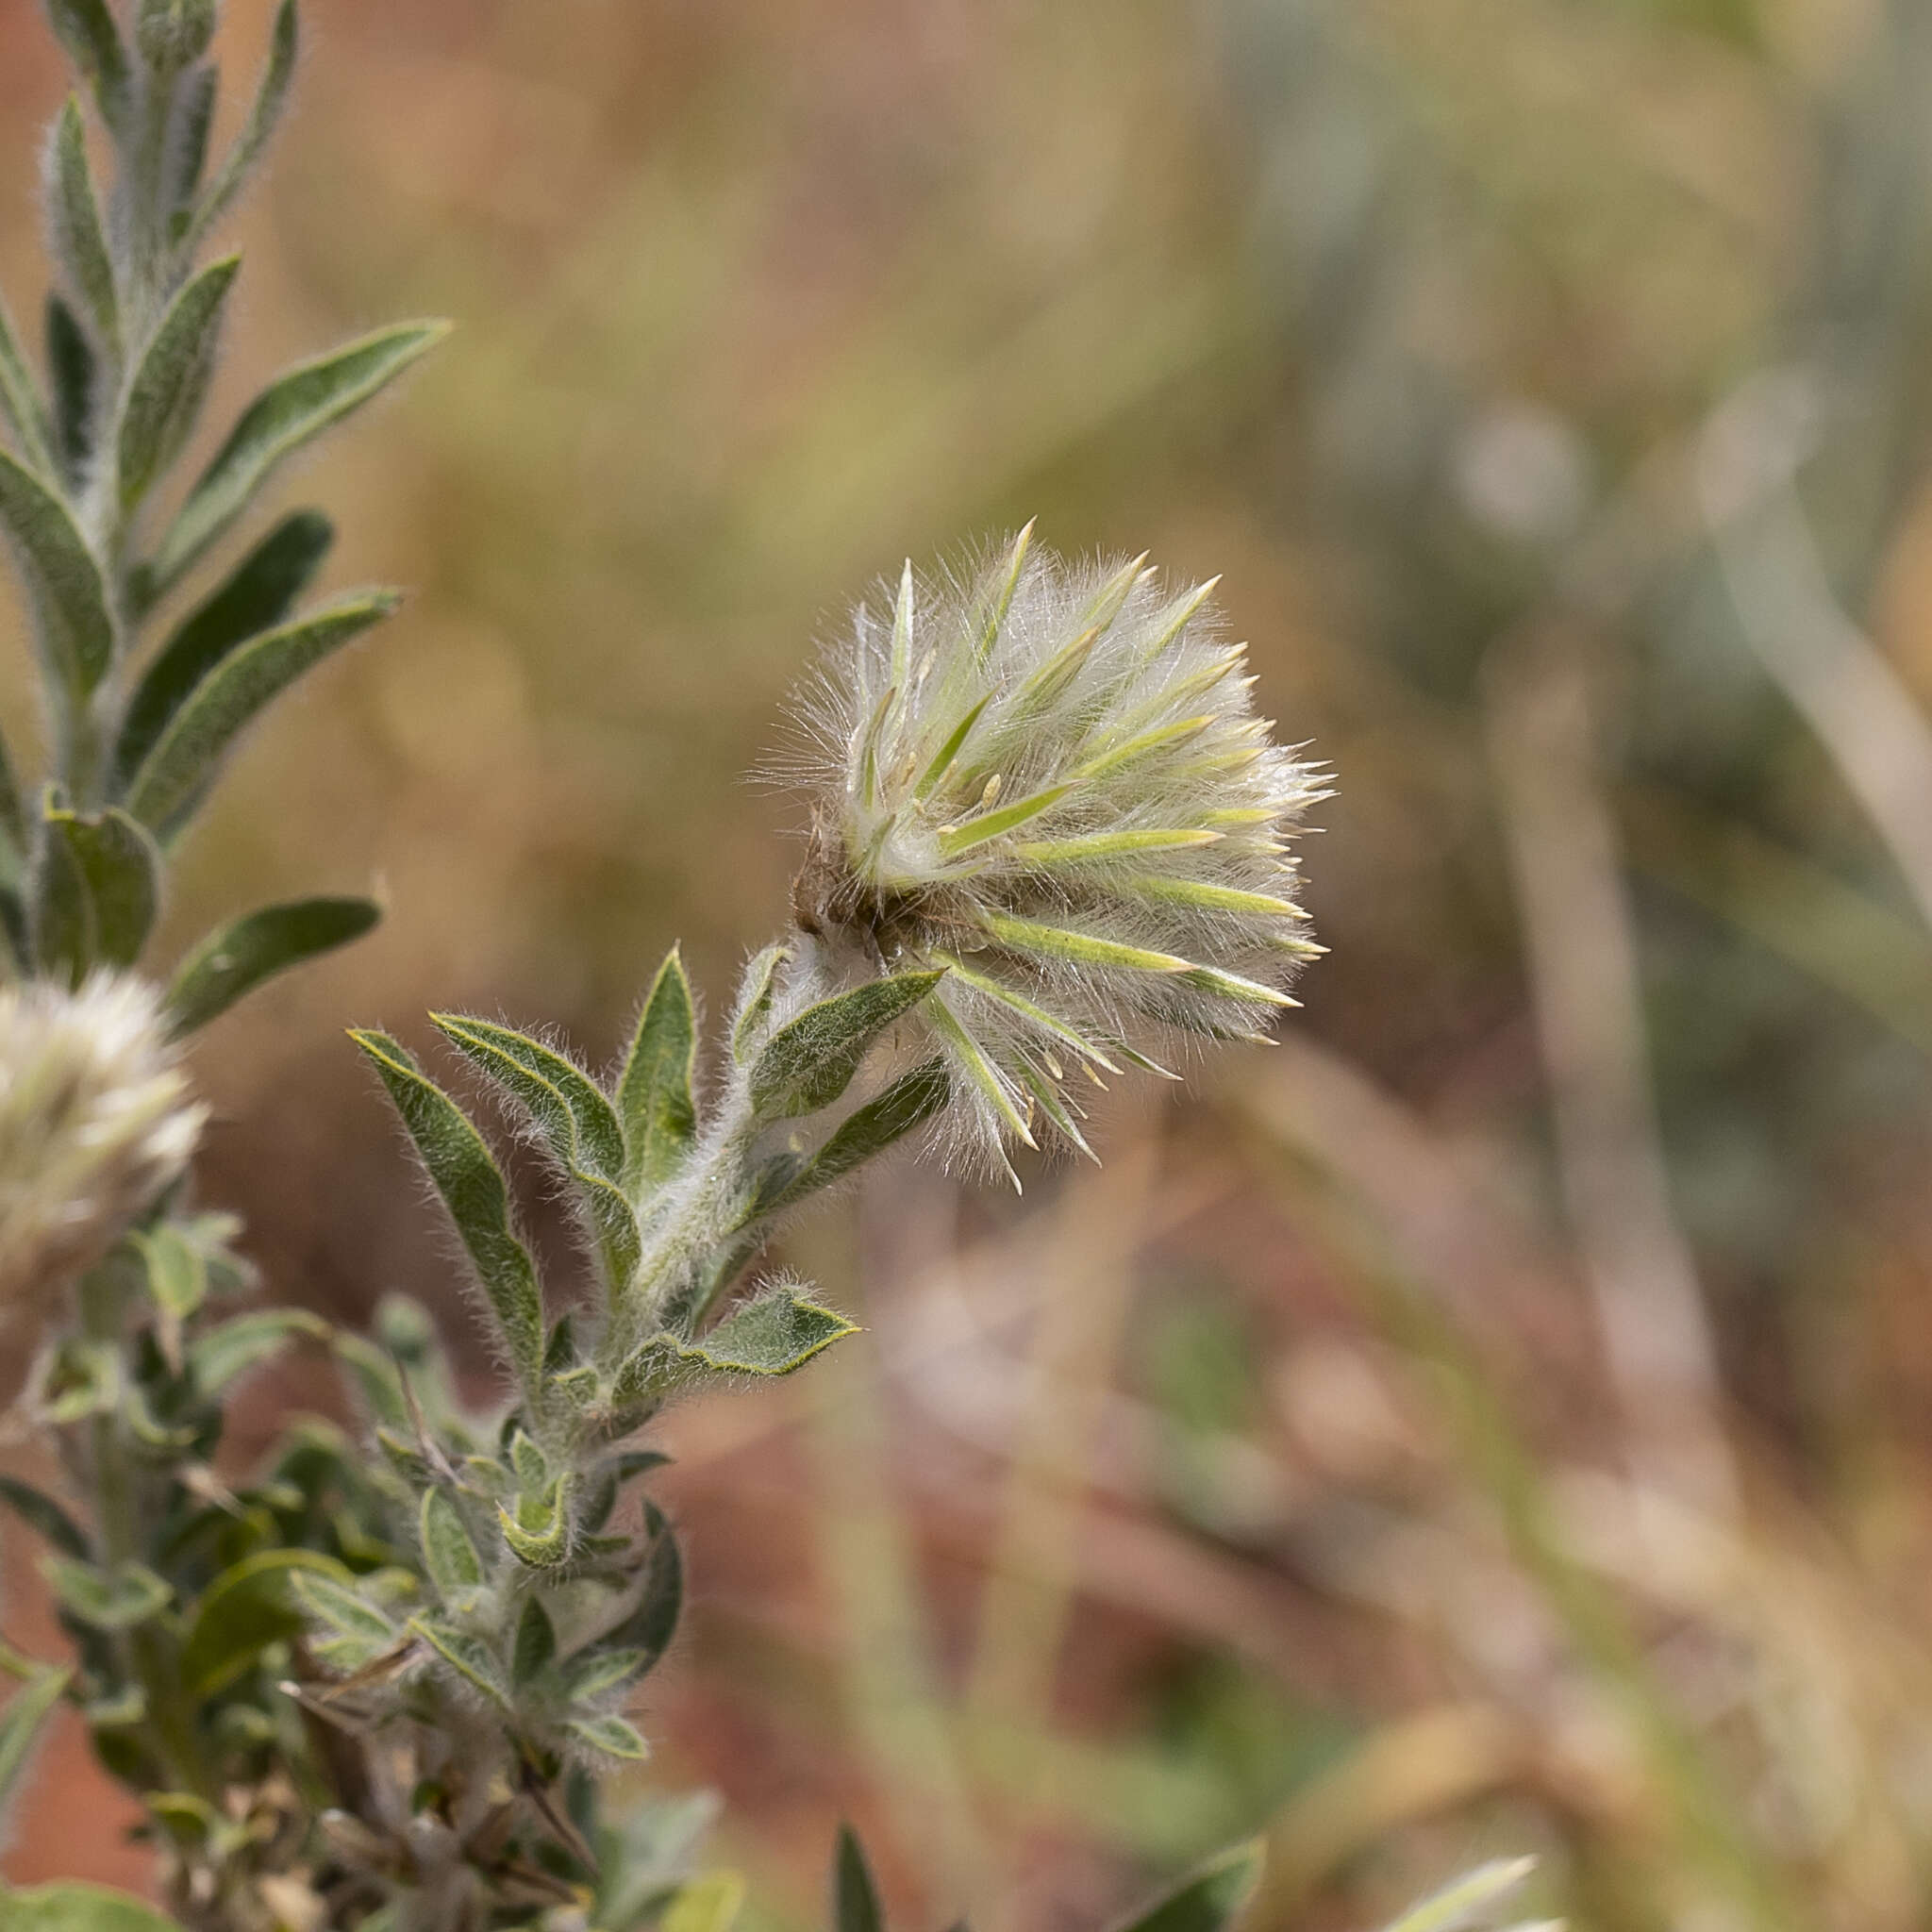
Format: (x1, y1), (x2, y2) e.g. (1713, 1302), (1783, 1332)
(44, 0), (131, 131)
(432, 1016), (639, 1295)
(179, 1549), (354, 1700)
(619, 947), (698, 1196)
(664, 1874), (745, 1932)
(749, 972), (943, 1119)
(834, 1825), (884, 1932)
(290, 1569), (397, 1673)
(511, 1595), (557, 1685)
(420, 1487), (485, 1598)
(34, 806), (160, 980)
(1108, 1841), (1264, 1932)
(42, 1558), (171, 1632)
(0, 1666), (74, 1824)
(47, 100), (119, 355)
(163, 62), (218, 216)
(132, 1223), (207, 1322)
(559, 1645), (650, 1702)
(563, 1712), (650, 1761)
(618, 1287), (857, 1403)
(0, 446), (114, 701)
(0, 728), (25, 872)
(116, 256), (240, 510)
(118, 511), (334, 789)
(0, 1475), (91, 1559)
(44, 293), (94, 485)
(123, 592), (398, 837)
(151, 321), (446, 592)
(350, 1030), (547, 1391)
(498, 1476), (574, 1570)
(163, 895), (378, 1037)
(591, 1505), (682, 1672)
(188, 0), (298, 244)
(752, 1059), (950, 1218)
(0, 291), (52, 474)
(729, 941), (791, 1063)
(2, 1885), (188, 1932)
(188, 1307), (329, 1393)
(408, 1611), (508, 1708)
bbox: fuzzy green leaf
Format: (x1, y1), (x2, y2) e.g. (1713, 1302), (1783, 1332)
(3, 1886), (188, 1932)
(564, 1711), (650, 1761)
(47, 100), (118, 354)
(179, 1550), (354, 1699)
(420, 1487), (486, 1598)
(511, 1595), (557, 1685)
(35, 807), (159, 976)
(188, 1307), (329, 1393)
(164, 895), (380, 1037)
(163, 62), (218, 217)
(559, 1645), (650, 1702)
(44, 0), (131, 129)
(116, 256), (240, 510)
(0, 1666), (75, 1826)
(0, 293), (52, 474)
(982, 913), (1190, 978)
(620, 947), (698, 1195)
(432, 1015), (638, 1294)
(498, 1474), (575, 1570)
(291, 1570), (397, 1673)
(350, 1029), (547, 1390)
(1108, 1841), (1264, 1932)
(0, 1475), (91, 1559)
(189, 0), (298, 243)
(123, 592), (397, 836)
(118, 511), (334, 787)
(42, 1558), (171, 1632)
(44, 293), (94, 485)
(753, 1058), (950, 1217)
(935, 781), (1073, 858)
(132, 1224), (207, 1322)
(591, 1505), (682, 1673)
(834, 1826), (885, 1932)
(408, 1611), (508, 1708)
(0, 446), (113, 701)
(729, 941), (791, 1063)
(622, 1287), (857, 1400)
(151, 321), (446, 592)
(749, 971), (942, 1119)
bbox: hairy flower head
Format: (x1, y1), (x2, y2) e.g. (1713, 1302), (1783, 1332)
(0, 974), (204, 1388)
(782, 527), (1327, 1175)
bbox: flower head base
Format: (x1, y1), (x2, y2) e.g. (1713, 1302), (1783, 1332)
(0, 974), (204, 1388)
(785, 528), (1327, 1175)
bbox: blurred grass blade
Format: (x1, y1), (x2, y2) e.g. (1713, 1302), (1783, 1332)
(834, 1824), (885, 1932)
(122, 591), (397, 836)
(0, 1666), (76, 1833)
(1110, 1840), (1263, 1932)
(164, 895), (380, 1037)
(150, 321), (446, 592)
(1379, 1858), (1537, 1932)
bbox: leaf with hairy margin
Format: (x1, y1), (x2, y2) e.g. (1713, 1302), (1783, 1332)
(751, 1058), (950, 1218)
(44, 0), (130, 130)
(0, 447), (113, 700)
(34, 808), (159, 978)
(179, 1550), (355, 1699)
(123, 592), (397, 837)
(44, 293), (92, 485)
(116, 256), (239, 510)
(165, 896), (379, 1038)
(619, 947), (698, 1196)
(748, 971), (942, 1119)
(189, 1308), (329, 1393)
(420, 1488), (485, 1598)
(350, 1030), (547, 1391)
(150, 322), (445, 592)
(46, 101), (118, 355)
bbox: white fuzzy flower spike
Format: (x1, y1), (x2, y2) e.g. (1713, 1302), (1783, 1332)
(783, 528), (1329, 1176)
(0, 974), (205, 1391)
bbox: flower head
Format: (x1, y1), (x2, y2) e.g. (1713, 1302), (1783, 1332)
(783, 527), (1327, 1175)
(0, 974), (205, 1390)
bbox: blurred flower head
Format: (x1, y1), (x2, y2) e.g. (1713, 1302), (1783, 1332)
(0, 974), (205, 1389)
(782, 527), (1327, 1175)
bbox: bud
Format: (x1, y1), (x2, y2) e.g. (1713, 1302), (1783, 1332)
(783, 528), (1327, 1175)
(0, 974), (205, 1392)
(137, 0), (220, 73)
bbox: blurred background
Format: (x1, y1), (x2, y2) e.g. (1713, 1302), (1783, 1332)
(11, 0), (1932, 1926)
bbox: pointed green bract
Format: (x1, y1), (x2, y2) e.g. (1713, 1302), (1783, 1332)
(151, 321), (446, 592)
(47, 99), (118, 356)
(936, 782), (1073, 858)
(930, 950), (1122, 1069)
(982, 913), (1189, 976)
(1109, 1840), (1264, 1932)
(749, 970), (943, 1118)
(118, 511), (335, 789)
(834, 1825), (885, 1932)
(925, 994), (1033, 1148)
(621, 947), (699, 1195)
(0, 446), (114, 702)
(729, 941), (790, 1063)
(116, 255), (240, 510)
(433, 1014), (639, 1295)
(123, 592), (398, 836)
(350, 1029), (547, 1391)
(164, 895), (381, 1038)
